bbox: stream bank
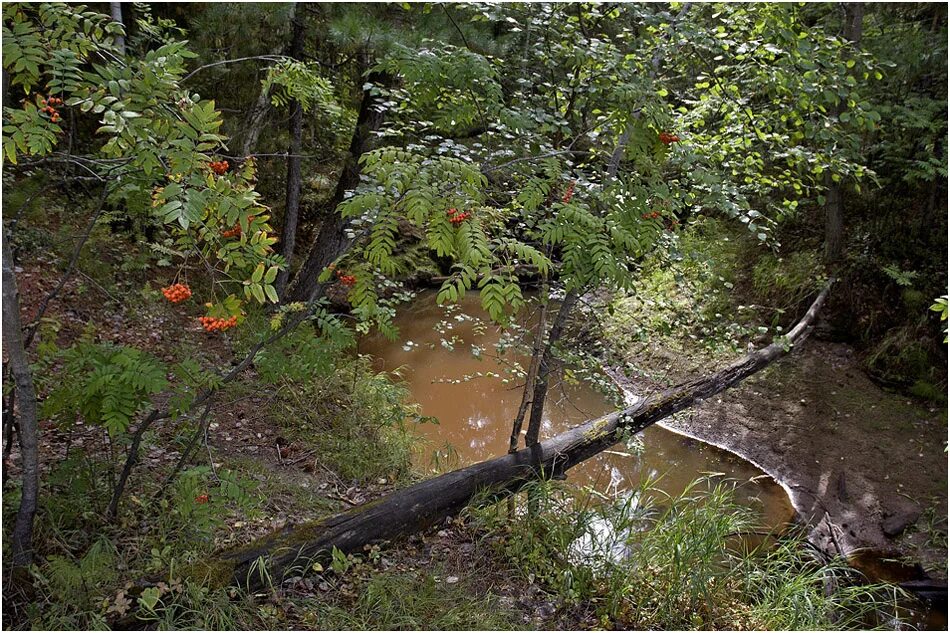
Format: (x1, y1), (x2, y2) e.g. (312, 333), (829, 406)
(610, 338), (947, 582)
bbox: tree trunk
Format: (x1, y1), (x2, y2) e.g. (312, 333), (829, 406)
(2, 236), (40, 567)
(286, 65), (388, 304)
(110, 2), (125, 55)
(843, 3), (865, 45)
(201, 280), (833, 594)
(824, 3), (864, 265)
(509, 292), (548, 452)
(525, 289), (580, 446)
(239, 44), (285, 158)
(823, 172), (844, 264)
(275, 12), (306, 298)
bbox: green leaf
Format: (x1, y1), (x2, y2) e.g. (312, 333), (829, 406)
(264, 284), (279, 303)
(138, 587), (161, 612)
(264, 266), (278, 284)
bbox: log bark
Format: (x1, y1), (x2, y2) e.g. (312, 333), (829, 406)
(206, 279), (833, 593)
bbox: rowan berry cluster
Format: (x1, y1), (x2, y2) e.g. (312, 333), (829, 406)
(642, 211), (662, 220)
(161, 283), (192, 303)
(195, 494), (209, 504)
(659, 132), (680, 145)
(40, 96), (63, 123)
(209, 160), (229, 175)
(198, 315), (238, 332)
(221, 215), (255, 239)
(447, 208), (472, 226)
(335, 269), (357, 287)
(562, 181), (576, 203)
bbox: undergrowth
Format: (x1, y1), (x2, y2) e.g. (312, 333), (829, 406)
(246, 319), (423, 482)
(296, 569), (521, 630)
(470, 476), (904, 630)
(4, 294), (423, 629)
(595, 217), (811, 367)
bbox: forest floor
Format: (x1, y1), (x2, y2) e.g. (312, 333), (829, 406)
(610, 335), (948, 581)
(6, 233), (946, 628)
(6, 250), (567, 629)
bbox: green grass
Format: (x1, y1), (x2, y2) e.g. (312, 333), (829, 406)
(470, 476), (905, 630)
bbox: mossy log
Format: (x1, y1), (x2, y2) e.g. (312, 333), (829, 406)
(215, 280), (834, 593)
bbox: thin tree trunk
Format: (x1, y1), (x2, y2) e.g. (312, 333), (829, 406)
(24, 186), (108, 347)
(524, 6), (694, 447)
(525, 289), (580, 447)
(2, 236), (40, 567)
(152, 402), (214, 501)
(276, 12), (306, 298)
(239, 44), (285, 158)
(110, 2), (125, 55)
(824, 3), (864, 265)
(106, 410), (161, 520)
(823, 172), (844, 264)
(286, 65), (388, 304)
(509, 292), (549, 453)
(240, 88), (273, 158)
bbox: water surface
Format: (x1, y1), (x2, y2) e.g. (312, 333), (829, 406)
(361, 293), (794, 531)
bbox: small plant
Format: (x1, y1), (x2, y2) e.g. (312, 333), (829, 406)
(42, 338), (169, 436)
(299, 568), (520, 630)
(930, 295), (948, 343)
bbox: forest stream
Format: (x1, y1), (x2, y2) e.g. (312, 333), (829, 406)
(362, 291), (947, 629)
(362, 292), (795, 533)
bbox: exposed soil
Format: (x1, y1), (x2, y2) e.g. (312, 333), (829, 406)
(612, 337), (948, 579)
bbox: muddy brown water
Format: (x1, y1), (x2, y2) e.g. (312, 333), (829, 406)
(361, 293), (795, 533)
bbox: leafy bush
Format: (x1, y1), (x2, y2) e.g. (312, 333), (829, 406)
(250, 320), (420, 482)
(42, 337), (168, 436)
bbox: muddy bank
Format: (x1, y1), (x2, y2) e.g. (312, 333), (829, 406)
(611, 339), (947, 578)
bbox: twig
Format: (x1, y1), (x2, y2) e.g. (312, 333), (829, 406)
(182, 55), (286, 82)
(7, 183), (56, 234)
(482, 149), (587, 174)
(152, 402), (215, 501)
(204, 418), (219, 483)
(286, 449), (318, 466)
(23, 185), (109, 347)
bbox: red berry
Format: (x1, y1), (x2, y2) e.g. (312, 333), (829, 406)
(562, 181), (576, 203)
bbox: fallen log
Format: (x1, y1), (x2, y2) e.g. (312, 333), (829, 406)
(199, 279), (834, 593)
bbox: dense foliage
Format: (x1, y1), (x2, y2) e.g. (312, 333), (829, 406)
(2, 2), (945, 630)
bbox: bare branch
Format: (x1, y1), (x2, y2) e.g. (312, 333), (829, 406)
(182, 55), (286, 82)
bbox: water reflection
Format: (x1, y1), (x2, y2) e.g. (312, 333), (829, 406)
(361, 292), (795, 532)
